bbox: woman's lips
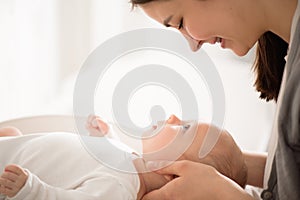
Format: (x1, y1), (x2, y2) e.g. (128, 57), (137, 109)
(196, 41), (203, 51)
(221, 38), (225, 48)
(194, 37), (225, 51)
(212, 37), (226, 48)
(217, 37), (225, 48)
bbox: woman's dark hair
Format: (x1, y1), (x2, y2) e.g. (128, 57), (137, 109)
(254, 32), (288, 101)
(130, 0), (288, 102)
(130, 0), (154, 6)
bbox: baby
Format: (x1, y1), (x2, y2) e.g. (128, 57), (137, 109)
(0, 115), (247, 200)
(86, 115), (247, 187)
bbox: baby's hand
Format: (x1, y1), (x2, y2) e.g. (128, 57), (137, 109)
(86, 115), (109, 137)
(0, 164), (28, 198)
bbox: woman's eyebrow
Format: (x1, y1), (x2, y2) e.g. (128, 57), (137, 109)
(163, 15), (174, 27)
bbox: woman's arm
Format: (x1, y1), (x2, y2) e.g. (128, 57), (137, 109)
(243, 151), (267, 188)
(142, 160), (255, 200)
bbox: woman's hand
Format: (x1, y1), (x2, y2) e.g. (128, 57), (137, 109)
(85, 115), (109, 137)
(142, 160), (254, 200)
(0, 164), (28, 198)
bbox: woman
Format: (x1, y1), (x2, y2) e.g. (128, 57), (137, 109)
(130, 0), (300, 199)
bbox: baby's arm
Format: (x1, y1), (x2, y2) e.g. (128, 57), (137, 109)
(85, 115), (109, 137)
(1, 167), (134, 200)
(0, 164), (28, 198)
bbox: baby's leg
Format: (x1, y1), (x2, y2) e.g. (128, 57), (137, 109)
(0, 127), (22, 137)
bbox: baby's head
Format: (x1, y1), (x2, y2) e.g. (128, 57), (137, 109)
(86, 114), (247, 187)
(141, 115), (247, 188)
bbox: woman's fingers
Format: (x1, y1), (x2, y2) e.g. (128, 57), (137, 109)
(146, 160), (189, 176)
(143, 161), (216, 200)
(142, 162), (187, 200)
(142, 179), (180, 200)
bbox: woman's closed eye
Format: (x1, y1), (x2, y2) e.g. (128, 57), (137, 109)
(178, 18), (184, 30)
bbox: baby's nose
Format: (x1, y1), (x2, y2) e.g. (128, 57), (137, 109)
(167, 115), (181, 124)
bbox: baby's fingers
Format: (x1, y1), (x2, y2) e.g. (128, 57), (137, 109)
(5, 164), (27, 177)
(1, 171), (26, 189)
(87, 115), (96, 124)
(0, 177), (15, 189)
(0, 179), (18, 198)
(0, 177), (19, 197)
(1, 171), (18, 182)
(0, 182), (12, 197)
(86, 115), (95, 128)
(4, 165), (28, 187)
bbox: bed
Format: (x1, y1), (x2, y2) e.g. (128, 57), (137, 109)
(0, 115), (86, 135)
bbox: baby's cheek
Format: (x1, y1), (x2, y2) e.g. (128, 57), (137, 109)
(174, 141), (198, 162)
(142, 135), (168, 152)
(142, 139), (164, 153)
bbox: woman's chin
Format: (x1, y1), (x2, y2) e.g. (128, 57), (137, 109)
(231, 45), (252, 57)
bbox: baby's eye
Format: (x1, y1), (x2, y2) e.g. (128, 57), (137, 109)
(183, 124), (190, 129)
(182, 124), (190, 132)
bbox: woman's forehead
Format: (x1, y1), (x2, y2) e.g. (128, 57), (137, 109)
(140, 0), (179, 16)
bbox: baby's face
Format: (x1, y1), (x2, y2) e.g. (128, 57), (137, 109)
(141, 115), (247, 188)
(142, 115), (207, 162)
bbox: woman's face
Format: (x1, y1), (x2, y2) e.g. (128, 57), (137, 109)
(141, 0), (265, 56)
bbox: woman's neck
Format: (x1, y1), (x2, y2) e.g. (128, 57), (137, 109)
(263, 0), (298, 43)
(133, 158), (168, 200)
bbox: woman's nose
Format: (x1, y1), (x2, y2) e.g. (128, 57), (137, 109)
(167, 115), (182, 125)
(182, 33), (200, 52)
